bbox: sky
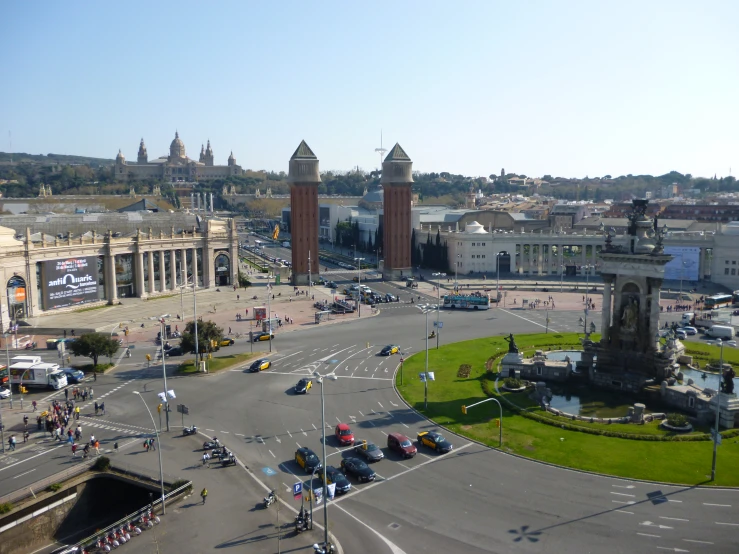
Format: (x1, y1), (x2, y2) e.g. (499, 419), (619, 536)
(3, 1), (739, 179)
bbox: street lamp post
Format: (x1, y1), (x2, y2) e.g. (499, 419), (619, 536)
(3, 333), (12, 409)
(421, 305), (438, 410)
(583, 264), (594, 306)
(354, 257), (365, 317)
(455, 254), (461, 291)
(313, 370), (338, 550)
(495, 252), (504, 305)
(132, 391), (166, 514)
(432, 272), (446, 349)
(711, 339), (725, 481)
(560, 264), (564, 293)
(159, 320), (170, 432)
(267, 273), (273, 352)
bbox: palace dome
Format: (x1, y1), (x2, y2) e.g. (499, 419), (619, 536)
(169, 131), (186, 159)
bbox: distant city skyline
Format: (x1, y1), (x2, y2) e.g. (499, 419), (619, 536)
(3, 1), (738, 179)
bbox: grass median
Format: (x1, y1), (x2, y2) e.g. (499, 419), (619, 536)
(177, 351), (261, 374)
(396, 332), (739, 486)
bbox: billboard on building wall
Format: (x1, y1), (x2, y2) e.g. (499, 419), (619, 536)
(663, 247), (700, 281)
(43, 257), (99, 310)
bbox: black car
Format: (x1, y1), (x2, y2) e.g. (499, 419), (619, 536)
(167, 346), (184, 357)
(295, 447), (322, 474)
(320, 465), (352, 493)
(340, 457), (376, 482)
(326, 281), (338, 289)
(353, 440), (384, 462)
(385, 293), (398, 302)
(294, 378), (313, 394)
(417, 431), (453, 454)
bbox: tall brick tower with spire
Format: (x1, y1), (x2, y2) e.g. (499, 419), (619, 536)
(288, 140), (321, 285)
(382, 143), (413, 280)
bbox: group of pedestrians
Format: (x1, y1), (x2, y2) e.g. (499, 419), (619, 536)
(65, 386), (93, 402)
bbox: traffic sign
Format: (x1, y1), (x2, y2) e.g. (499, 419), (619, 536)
(437, 322), (443, 329)
(293, 482), (302, 499)
(176, 404), (189, 415)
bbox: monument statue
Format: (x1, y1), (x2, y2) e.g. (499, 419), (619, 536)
(620, 297), (639, 332)
(721, 367), (736, 395)
(504, 333), (519, 354)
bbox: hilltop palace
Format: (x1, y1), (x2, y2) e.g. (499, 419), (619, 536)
(114, 131), (243, 182)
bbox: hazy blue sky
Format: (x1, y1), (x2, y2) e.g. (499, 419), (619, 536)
(3, 1), (738, 178)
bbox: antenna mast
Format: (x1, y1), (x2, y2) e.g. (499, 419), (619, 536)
(374, 129), (387, 171)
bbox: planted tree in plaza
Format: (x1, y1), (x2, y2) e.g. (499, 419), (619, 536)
(180, 320), (223, 360)
(69, 333), (119, 368)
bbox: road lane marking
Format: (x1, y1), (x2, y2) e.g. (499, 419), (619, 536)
(13, 468), (36, 479)
(358, 411), (364, 417)
(287, 431), (292, 438)
(612, 500), (635, 505)
(235, 433), (245, 437)
(205, 428), (214, 432)
(220, 431), (230, 434)
(611, 492), (636, 497)
(640, 521), (673, 529)
(312, 423), (317, 430)
(301, 429), (307, 436)
(683, 539), (713, 545)
(660, 516), (689, 522)
(274, 350), (303, 363)
(655, 548), (688, 552)
(612, 484), (635, 489)
(636, 533), (660, 538)
(704, 503), (731, 507)
(378, 402), (384, 409)
(715, 522), (739, 526)
(269, 450), (275, 458)
(615, 510), (633, 515)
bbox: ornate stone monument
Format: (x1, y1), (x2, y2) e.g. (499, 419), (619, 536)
(580, 200), (677, 391)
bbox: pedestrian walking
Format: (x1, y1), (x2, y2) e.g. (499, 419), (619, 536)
(229, 327), (232, 334)
(32, 400), (37, 412)
(83, 444), (90, 458)
(74, 406), (80, 420)
(202, 452), (210, 465)
(94, 402), (99, 416)
(90, 434), (96, 446)
(64, 388), (69, 400)
(149, 438), (156, 451)
(201, 488), (208, 504)
(144, 440), (149, 452)
(93, 372), (96, 382)
(71, 443), (78, 457)
(75, 425), (82, 441)
(9, 436), (16, 451)
(100, 402), (105, 415)
(23, 430), (29, 443)
(94, 440), (100, 456)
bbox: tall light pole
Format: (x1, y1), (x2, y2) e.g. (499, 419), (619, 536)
(432, 272), (446, 349)
(495, 252), (503, 305)
(193, 279), (199, 372)
(308, 250), (312, 300)
(560, 264), (565, 293)
(455, 254), (461, 291)
(132, 391), (166, 514)
(3, 333), (12, 408)
(711, 339), (725, 481)
(354, 257), (365, 317)
(583, 264), (594, 306)
(159, 320), (170, 432)
(421, 305), (438, 410)
(313, 369), (338, 550)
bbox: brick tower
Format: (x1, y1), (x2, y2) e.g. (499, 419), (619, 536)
(288, 140), (321, 285)
(382, 143), (413, 280)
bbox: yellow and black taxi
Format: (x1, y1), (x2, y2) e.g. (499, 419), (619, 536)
(417, 431), (453, 453)
(219, 337), (235, 347)
(340, 457), (376, 482)
(319, 466), (351, 494)
(248, 358), (271, 372)
(380, 345), (399, 356)
(253, 331), (274, 342)
(294, 378), (313, 394)
(294, 447), (322, 474)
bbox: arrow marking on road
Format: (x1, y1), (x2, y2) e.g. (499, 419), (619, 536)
(301, 429), (307, 436)
(612, 484), (635, 489)
(639, 521), (673, 529)
(659, 516), (688, 522)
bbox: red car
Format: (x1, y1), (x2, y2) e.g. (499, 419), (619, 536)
(387, 432), (417, 458)
(335, 423), (354, 446)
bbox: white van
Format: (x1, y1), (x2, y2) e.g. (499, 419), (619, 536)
(704, 325), (735, 339)
(681, 312), (694, 324)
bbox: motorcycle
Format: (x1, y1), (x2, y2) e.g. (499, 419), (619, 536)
(116, 527), (130, 543)
(145, 508), (160, 525)
(106, 532), (120, 548)
(263, 490), (276, 508)
(295, 511), (311, 533)
(203, 438), (222, 450)
(313, 544), (335, 554)
(221, 453), (236, 466)
(211, 446), (227, 458)
(127, 520), (142, 536)
(125, 348), (131, 358)
(428, 331), (436, 339)
(171, 331), (181, 338)
(97, 537), (111, 552)
(183, 425), (198, 436)
(139, 514), (153, 529)
(24, 342), (37, 350)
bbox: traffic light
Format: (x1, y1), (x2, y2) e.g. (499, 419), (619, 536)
(461, 405), (467, 415)
(157, 404), (162, 413)
(495, 418), (500, 427)
(362, 440), (367, 450)
(146, 354), (152, 361)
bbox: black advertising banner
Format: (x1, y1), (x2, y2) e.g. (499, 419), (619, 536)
(44, 257), (99, 309)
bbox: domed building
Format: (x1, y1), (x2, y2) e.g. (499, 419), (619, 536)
(359, 186), (383, 211)
(114, 131), (243, 182)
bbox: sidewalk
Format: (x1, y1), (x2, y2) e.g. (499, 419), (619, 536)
(113, 431), (334, 554)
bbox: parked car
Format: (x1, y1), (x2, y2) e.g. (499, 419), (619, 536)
(354, 440), (384, 462)
(340, 457), (376, 482)
(0, 387), (10, 399)
(387, 432), (417, 458)
(335, 423), (354, 446)
(319, 466), (351, 494)
(295, 447), (322, 473)
(167, 346), (184, 356)
(417, 431), (453, 453)
(675, 330), (687, 340)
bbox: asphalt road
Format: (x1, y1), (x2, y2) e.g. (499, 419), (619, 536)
(1, 277), (738, 553)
